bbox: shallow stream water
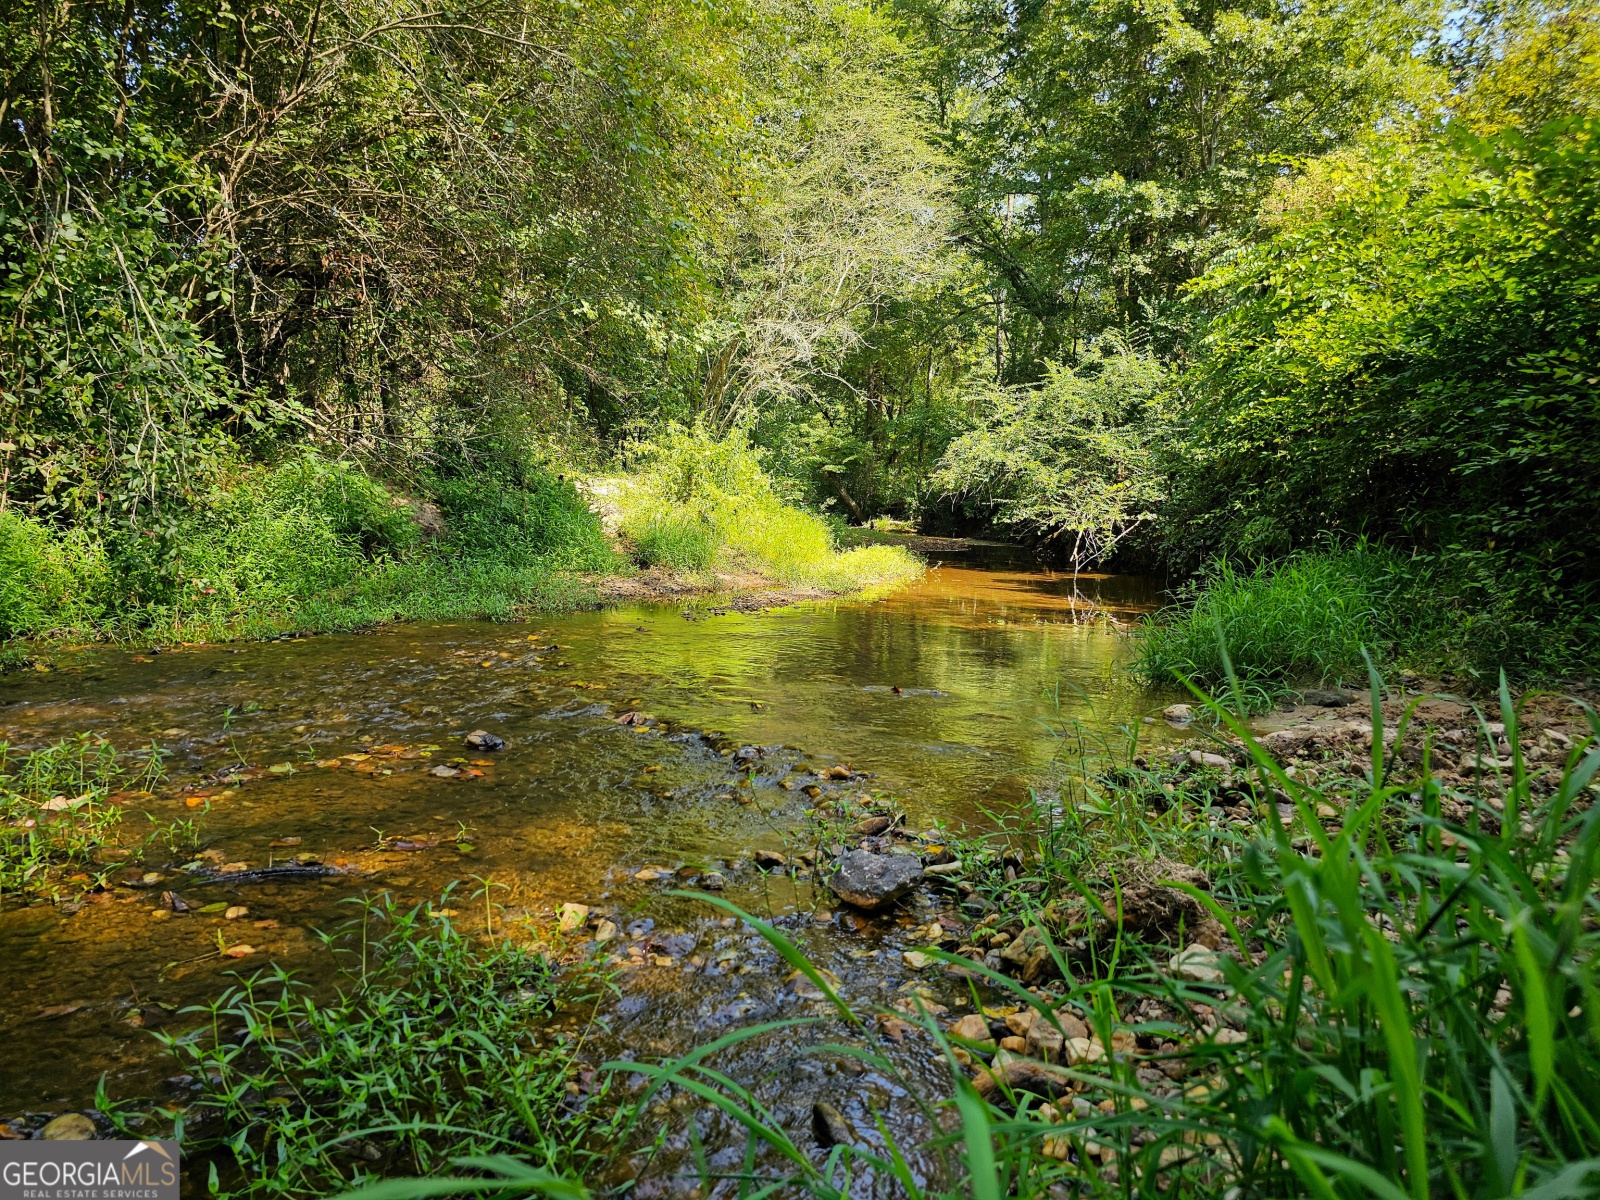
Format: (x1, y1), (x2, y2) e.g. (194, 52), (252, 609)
(0, 549), (1175, 1182)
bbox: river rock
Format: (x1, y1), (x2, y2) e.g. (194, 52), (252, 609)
(700, 872), (726, 890)
(464, 730), (505, 751)
(1169, 943), (1226, 984)
(999, 927), (1054, 982)
(753, 849), (787, 870)
(42, 1113), (96, 1140)
(812, 1101), (854, 1149)
(558, 903), (589, 932)
(947, 1013), (995, 1051)
(1163, 704), (1194, 726)
(1302, 689), (1356, 707)
(1187, 750), (1231, 770)
(826, 850), (923, 910)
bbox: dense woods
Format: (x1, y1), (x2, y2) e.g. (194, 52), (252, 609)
(3, 0), (1598, 674)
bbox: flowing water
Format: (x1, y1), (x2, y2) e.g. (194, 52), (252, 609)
(0, 549), (1176, 1178)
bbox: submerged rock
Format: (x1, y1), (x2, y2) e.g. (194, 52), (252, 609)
(826, 850), (923, 910)
(812, 1101), (854, 1149)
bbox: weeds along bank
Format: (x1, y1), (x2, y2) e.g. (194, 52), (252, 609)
(1133, 546), (1600, 704)
(0, 455), (613, 647)
(0, 434), (921, 652)
(607, 424), (922, 596)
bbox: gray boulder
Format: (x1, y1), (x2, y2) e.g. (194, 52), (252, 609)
(826, 850), (923, 910)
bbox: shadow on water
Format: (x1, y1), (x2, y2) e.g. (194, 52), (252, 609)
(0, 556), (1179, 1173)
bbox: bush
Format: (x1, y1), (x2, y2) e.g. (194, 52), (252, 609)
(931, 339), (1166, 568)
(617, 422), (922, 593)
(1138, 545), (1599, 691)
(0, 511), (110, 638)
(433, 468), (613, 570)
(177, 457), (411, 616)
(1170, 119), (1600, 604)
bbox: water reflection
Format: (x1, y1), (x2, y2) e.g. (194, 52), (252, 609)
(0, 557), (1174, 1119)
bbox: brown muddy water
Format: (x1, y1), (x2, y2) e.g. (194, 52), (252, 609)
(0, 551), (1176, 1180)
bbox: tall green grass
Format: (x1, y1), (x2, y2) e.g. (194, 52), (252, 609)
(614, 423), (922, 595)
(1135, 549), (1403, 695)
(1136, 546), (1600, 693)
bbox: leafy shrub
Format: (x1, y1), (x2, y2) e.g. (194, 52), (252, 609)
(1172, 119), (1600, 606)
(1139, 545), (1598, 689)
(0, 511), (110, 638)
(932, 338), (1166, 568)
(177, 457), (409, 614)
(260, 455), (419, 556)
(433, 469), (613, 570)
(618, 422), (921, 592)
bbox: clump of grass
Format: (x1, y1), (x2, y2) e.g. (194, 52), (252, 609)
(632, 515), (719, 572)
(0, 735), (165, 898)
(159, 890), (615, 1199)
(431, 468), (614, 571)
(1135, 548), (1400, 694)
(614, 422), (922, 595)
(0, 510), (112, 639)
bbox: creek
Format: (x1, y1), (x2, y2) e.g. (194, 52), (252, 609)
(0, 548), (1177, 1177)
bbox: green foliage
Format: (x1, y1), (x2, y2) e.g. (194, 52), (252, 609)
(0, 735), (164, 897)
(1135, 549), (1403, 694)
(0, 455), (613, 643)
(1172, 117), (1600, 609)
(631, 516), (719, 572)
(617, 423), (922, 592)
(0, 86), (259, 524)
(160, 892), (609, 1199)
(931, 340), (1166, 566)
(432, 471), (613, 571)
(0, 511), (111, 638)
(896, 0), (1437, 367)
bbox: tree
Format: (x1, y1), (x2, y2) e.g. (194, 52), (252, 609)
(897, 0), (1439, 373)
(931, 338), (1166, 566)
